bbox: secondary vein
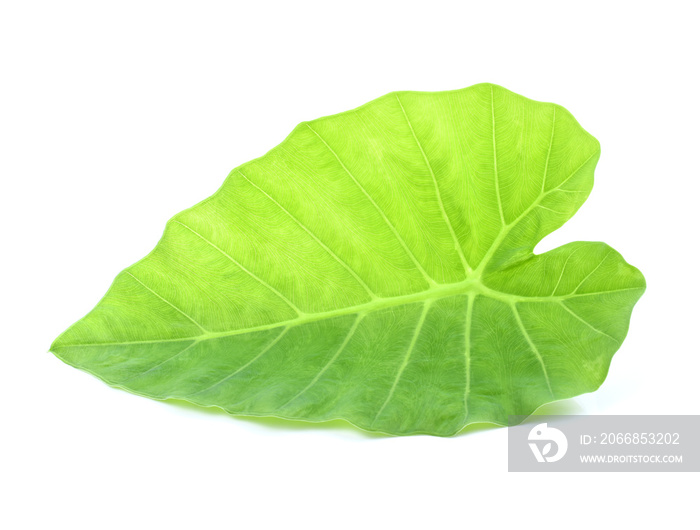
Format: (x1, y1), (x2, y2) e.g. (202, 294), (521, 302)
(306, 123), (436, 287)
(188, 327), (290, 397)
(124, 271), (209, 333)
(473, 149), (599, 275)
(463, 294), (475, 421)
(491, 86), (506, 227)
(559, 301), (620, 344)
(511, 303), (554, 397)
(373, 302), (431, 423)
(395, 94), (473, 275)
(173, 220), (304, 316)
(237, 169), (378, 300)
(278, 314), (363, 409)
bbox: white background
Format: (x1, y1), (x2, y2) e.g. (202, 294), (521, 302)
(2, 1), (698, 528)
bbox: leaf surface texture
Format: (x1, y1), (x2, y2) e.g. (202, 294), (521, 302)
(52, 84), (645, 436)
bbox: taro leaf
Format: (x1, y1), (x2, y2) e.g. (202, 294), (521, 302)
(51, 83), (645, 436)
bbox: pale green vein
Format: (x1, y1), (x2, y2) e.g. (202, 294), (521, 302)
(279, 314), (363, 410)
(537, 205), (567, 215)
(119, 340), (198, 384)
(573, 250), (612, 294)
(173, 220), (304, 316)
(559, 301), (620, 344)
(395, 94), (473, 275)
(551, 246), (584, 296)
(373, 302), (431, 423)
(512, 304), (554, 396)
(463, 294), (475, 421)
(57, 285), (644, 349)
(124, 271), (209, 333)
(474, 149), (599, 275)
(188, 327), (290, 397)
(542, 106), (556, 193)
(58, 337), (205, 348)
(237, 169), (378, 300)
(568, 287), (642, 297)
(491, 86), (506, 226)
(306, 123), (436, 287)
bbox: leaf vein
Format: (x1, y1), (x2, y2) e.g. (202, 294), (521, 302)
(491, 86), (506, 226)
(306, 123), (436, 287)
(279, 314), (363, 410)
(188, 327), (289, 397)
(559, 302), (620, 344)
(236, 169), (379, 299)
(118, 341), (198, 384)
(572, 250), (612, 294)
(173, 220), (303, 316)
(512, 304), (554, 397)
(474, 150), (599, 274)
(56, 286), (644, 349)
(395, 94), (472, 275)
(124, 271), (209, 333)
(373, 302), (431, 424)
(542, 106), (556, 193)
(463, 294), (475, 422)
(551, 246), (583, 296)
(237, 169), (378, 300)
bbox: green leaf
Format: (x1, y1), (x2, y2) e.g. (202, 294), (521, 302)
(51, 83), (645, 436)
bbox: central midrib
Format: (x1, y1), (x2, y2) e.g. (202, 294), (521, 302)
(202, 277), (487, 342)
(60, 141), (602, 350)
(60, 278), (645, 349)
